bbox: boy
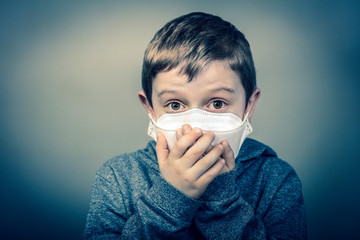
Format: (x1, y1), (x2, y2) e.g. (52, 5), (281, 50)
(84, 12), (306, 239)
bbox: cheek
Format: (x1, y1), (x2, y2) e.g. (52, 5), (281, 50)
(150, 94), (164, 120)
(230, 96), (247, 117)
(151, 103), (166, 121)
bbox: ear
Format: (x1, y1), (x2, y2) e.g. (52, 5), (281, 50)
(138, 90), (157, 120)
(244, 88), (261, 122)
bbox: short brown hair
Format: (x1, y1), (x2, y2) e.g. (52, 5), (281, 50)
(142, 12), (256, 106)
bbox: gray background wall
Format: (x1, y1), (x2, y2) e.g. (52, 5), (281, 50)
(1, 0), (359, 239)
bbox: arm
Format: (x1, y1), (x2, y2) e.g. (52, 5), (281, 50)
(84, 123), (226, 239)
(83, 159), (208, 239)
(83, 167), (202, 239)
(194, 161), (306, 240)
(260, 168), (306, 239)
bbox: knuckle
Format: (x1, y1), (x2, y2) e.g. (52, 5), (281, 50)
(202, 156), (214, 167)
(215, 144), (223, 153)
(205, 131), (215, 139)
(175, 138), (188, 149)
(209, 145), (222, 157)
(174, 166), (182, 176)
(219, 158), (226, 165)
(189, 148), (203, 158)
(177, 135), (196, 148)
(201, 172), (216, 184)
(183, 173), (195, 183)
(192, 181), (201, 190)
(207, 172), (216, 180)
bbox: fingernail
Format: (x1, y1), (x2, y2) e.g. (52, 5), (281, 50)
(182, 124), (190, 131)
(194, 127), (202, 134)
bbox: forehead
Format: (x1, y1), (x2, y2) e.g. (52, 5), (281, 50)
(152, 61), (244, 95)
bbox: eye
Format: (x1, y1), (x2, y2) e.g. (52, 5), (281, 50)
(166, 101), (184, 112)
(210, 100), (227, 110)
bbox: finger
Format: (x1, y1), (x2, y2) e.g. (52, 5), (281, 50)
(155, 132), (169, 168)
(221, 140), (235, 170)
(196, 158), (225, 187)
(204, 144), (214, 155)
(183, 131), (216, 167)
(170, 127), (203, 159)
(176, 128), (183, 140)
(182, 124), (192, 135)
(176, 124), (193, 141)
(189, 143), (224, 179)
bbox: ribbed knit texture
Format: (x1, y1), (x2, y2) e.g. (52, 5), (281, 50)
(83, 138), (306, 239)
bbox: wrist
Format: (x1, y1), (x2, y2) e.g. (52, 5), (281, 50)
(144, 176), (202, 222)
(199, 170), (237, 201)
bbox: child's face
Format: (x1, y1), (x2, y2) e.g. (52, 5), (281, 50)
(139, 61), (260, 122)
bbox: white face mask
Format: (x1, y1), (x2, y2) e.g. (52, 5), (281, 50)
(147, 108), (252, 157)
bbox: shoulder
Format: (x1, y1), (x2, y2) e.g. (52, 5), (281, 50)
(239, 138), (301, 184)
(237, 139), (303, 208)
(96, 141), (159, 181)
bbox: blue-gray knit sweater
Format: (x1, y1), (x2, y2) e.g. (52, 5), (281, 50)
(83, 138), (306, 239)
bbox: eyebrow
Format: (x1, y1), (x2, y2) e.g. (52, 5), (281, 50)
(211, 87), (235, 94)
(157, 87), (235, 97)
(157, 90), (178, 97)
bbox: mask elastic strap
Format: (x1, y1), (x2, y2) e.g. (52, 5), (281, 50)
(243, 112), (249, 121)
(147, 114), (158, 141)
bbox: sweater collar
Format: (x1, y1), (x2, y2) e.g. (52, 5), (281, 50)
(236, 138), (277, 162)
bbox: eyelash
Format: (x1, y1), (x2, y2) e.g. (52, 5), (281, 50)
(165, 99), (228, 112)
(165, 101), (185, 112)
(208, 99), (227, 111)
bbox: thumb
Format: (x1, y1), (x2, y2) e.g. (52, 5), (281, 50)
(221, 140), (235, 170)
(155, 132), (169, 167)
